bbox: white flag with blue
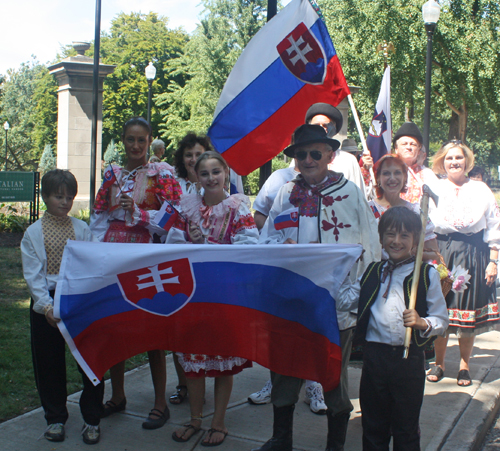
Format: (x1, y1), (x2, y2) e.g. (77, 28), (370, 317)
(366, 66), (391, 163)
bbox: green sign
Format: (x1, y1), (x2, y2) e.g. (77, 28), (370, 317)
(0, 172), (36, 202)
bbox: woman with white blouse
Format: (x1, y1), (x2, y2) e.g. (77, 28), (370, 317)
(427, 141), (500, 386)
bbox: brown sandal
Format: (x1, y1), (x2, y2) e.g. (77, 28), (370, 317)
(172, 423), (201, 442)
(201, 428), (228, 447)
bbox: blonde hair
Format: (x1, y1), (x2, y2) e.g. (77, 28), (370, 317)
(432, 141), (475, 175)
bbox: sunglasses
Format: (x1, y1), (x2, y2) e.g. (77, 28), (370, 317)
(295, 150), (324, 161)
(442, 139), (462, 146)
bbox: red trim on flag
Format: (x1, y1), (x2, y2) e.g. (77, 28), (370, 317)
(73, 303), (342, 391)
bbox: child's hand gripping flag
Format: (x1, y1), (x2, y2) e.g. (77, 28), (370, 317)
(153, 201), (180, 231)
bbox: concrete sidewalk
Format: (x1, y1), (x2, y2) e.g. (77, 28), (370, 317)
(3, 331), (500, 450)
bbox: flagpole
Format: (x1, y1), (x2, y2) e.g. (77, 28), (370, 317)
(347, 95), (376, 185)
(258, 0), (278, 189)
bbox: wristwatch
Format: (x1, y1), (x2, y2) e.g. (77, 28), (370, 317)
(489, 259), (498, 265)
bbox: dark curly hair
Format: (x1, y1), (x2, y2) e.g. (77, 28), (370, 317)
(174, 133), (213, 179)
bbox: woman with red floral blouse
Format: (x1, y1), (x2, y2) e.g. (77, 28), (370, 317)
(90, 117), (181, 430)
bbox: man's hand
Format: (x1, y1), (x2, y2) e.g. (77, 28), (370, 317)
(362, 152), (373, 171)
(283, 238), (298, 244)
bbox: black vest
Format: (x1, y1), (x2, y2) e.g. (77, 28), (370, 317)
(354, 261), (436, 348)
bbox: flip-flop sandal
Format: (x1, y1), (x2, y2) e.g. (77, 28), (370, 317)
(201, 428), (228, 447)
(426, 365), (444, 383)
(457, 369), (472, 387)
(172, 423), (201, 442)
(169, 385), (188, 405)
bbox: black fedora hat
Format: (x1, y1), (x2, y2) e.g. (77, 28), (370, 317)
(305, 103), (343, 134)
(393, 122), (423, 146)
(283, 124), (340, 158)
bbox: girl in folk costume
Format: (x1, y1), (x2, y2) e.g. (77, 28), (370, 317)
(90, 117), (181, 430)
(167, 151), (258, 446)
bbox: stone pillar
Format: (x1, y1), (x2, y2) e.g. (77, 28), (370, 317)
(48, 42), (115, 212)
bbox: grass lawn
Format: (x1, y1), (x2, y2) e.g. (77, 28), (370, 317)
(0, 245), (148, 423)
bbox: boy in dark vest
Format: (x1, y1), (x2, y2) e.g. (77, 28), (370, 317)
(355, 206), (449, 450)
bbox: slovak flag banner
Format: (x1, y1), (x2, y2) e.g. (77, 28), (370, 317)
(207, 0), (350, 176)
(101, 165), (117, 190)
(153, 201), (180, 231)
(55, 242), (362, 390)
(366, 66), (392, 163)
(274, 207), (299, 230)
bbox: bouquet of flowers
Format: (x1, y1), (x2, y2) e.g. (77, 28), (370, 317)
(433, 260), (471, 296)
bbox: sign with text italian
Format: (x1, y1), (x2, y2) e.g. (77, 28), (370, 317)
(0, 172), (36, 202)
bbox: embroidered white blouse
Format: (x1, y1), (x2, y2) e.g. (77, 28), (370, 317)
(430, 179), (500, 249)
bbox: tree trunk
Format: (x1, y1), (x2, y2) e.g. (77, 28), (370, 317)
(448, 101), (468, 142)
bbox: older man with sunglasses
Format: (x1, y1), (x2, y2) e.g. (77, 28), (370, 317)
(252, 125), (380, 451)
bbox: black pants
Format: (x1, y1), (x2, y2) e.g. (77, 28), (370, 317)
(30, 298), (104, 426)
(360, 342), (425, 451)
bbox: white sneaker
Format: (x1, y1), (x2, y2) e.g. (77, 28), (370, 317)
(304, 382), (327, 415)
(43, 423), (65, 442)
(248, 379), (272, 405)
(82, 423), (100, 445)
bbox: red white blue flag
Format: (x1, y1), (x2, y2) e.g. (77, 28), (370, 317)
(153, 201), (180, 231)
(55, 242), (361, 390)
(207, 0), (350, 175)
(274, 207), (299, 230)
(101, 165), (117, 190)
(366, 66), (392, 163)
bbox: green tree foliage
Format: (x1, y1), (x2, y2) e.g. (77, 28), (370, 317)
(38, 144), (57, 174)
(244, 157), (289, 195)
(157, 0), (267, 150)
(0, 59), (48, 171)
(32, 69), (58, 158)
(103, 139), (124, 167)
(320, 0), (500, 166)
(97, 12), (188, 148)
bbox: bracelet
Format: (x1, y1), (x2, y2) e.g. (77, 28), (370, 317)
(490, 259), (498, 265)
(43, 304), (54, 316)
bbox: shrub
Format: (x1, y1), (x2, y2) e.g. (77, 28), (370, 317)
(38, 144), (57, 174)
(0, 203), (29, 232)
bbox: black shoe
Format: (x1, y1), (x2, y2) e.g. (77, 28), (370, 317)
(251, 405), (294, 451)
(142, 406), (170, 429)
(101, 398), (126, 418)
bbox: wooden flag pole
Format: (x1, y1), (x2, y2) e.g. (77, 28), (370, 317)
(347, 94), (376, 185)
(403, 186), (431, 359)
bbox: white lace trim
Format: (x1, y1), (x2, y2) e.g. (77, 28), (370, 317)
(176, 353), (248, 373)
(180, 193), (250, 224)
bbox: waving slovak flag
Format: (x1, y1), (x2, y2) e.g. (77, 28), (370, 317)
(55, 241), (361, 390)
(366, 66), (392, 163)
(208, 0), (350, 175)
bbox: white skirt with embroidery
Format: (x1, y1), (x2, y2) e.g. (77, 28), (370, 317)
(176, 352), (249, 374)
